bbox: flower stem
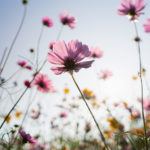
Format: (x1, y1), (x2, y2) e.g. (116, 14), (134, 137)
(134, 22), (148, 150)
(0, 18), (64, 129)
(36, 25), (44, 69)
(0, 62), (44, 129)
(0, 6), (27, 77)
(0, 48), (7, 69)
(70, 72), (109, 150)
(56, 25), (64, 41)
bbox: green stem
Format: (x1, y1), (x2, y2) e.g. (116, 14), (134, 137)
(56, 25), (64, 41)
(0, 6), (27, 77)
(70, 72), (109, 150)
(134, 22), (148, 150)
(0, 18), (64, 129)
(36, 25), (44, 69)
(0, 62), (44, 129)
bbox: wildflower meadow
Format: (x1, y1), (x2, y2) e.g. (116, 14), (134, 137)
(1, 0), (150, 149)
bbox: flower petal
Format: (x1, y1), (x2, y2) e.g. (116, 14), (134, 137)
(53, 41), (69, 60)
(47, 52), (64, 65)
(75, 60), (94, 72)
(68, 40), (91, 62)
(51, 66), (66, 75)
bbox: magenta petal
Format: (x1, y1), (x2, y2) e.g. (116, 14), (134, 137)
(47, 52), (64, 65)
(136, 0), (145, 11)
(120, 0), (130, 8)
(68, 40), (91, 61)
(53, 41), (69, 59)
(75, 60), (94, 71)
(75, 44), (91, 61)
(51, 66), (66, 75)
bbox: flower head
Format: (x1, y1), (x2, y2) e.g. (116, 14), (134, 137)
(22, 0), (28, 5)
(34, 74), (55, 93)
(117, 0), (145, 21)
(15, 111), (22, 118)
(60, 112), (67, 118)
(49, 42), (56, 50)
(18, 61), (26, 67)
(26, 65), (32, 70)
(47, 40), (94, 75)
(132, 110), (141, 119)
(143, 19), (150, 33)
(64, 88), (70, 94)
(24, 80), (31, 88)
(89, 47), (103, 58)
(31, 109), (40, 119)
(5, 115), (11, 123)
(83, 88), (94, 99)
(42, 17), (53, 27)
(19, 129), (37, 144)
(99, 69), (113, 80)
(143, 98), (150, 111)
(59, 11), (76, 29)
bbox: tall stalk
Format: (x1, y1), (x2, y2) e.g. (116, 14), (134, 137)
(0, 24), (64, 129)
(134, 22), (148, 150)
(70, 72), (109, 150)
(0, 6), (27, 77)
(36, 25), (44, 69)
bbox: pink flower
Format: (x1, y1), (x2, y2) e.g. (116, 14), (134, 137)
(132, 110), (141, 119)
(19, 129), (37, 144)
(42, 17), (53, 27)
(143, 98), (150, 111)
(117, 0), (145, 21)
(31, 110), (40, 119)
(143, 19), (150, 33)
(18, 61), (26, 67)
(59, 11), (76, 29)
(49, 42), (56, 50)
(138, 98), (150, 111)
(47, 40), (94, 75)
(24, 80), (31, 88)
(89, 47), (103, 58)
(34, 74), (55, 93)
(60, 112), (67, 118)
(99, 69), (113, 80)
(26, 65), (32, 70)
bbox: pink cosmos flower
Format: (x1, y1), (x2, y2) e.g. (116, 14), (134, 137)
(143, 99), (150, 111)
(47, 40), (94, 75)
(89, 47), (103, 58)
(18, 61), (32, 70)
(117, 0), (145, 21)
(143, 19), (150, 33)
(19, 129), (37, 144)
(49, 42), (56, 50)
(34, 74), (55, 93)
(26, 65), (32, 70)
(138, 98), (150, 111)
(60, 112), (67, 118)
(42, 17), (53, 27)
(59, 11), (76, 29)
(31, 110), (40, 119)
(18, 61), (26, 67)
(99, 69), (113, 80)
(24, 80), (31, 88)
(132, 110), (141, 119)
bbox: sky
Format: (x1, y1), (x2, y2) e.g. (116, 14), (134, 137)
(0, 0), (150, 136)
